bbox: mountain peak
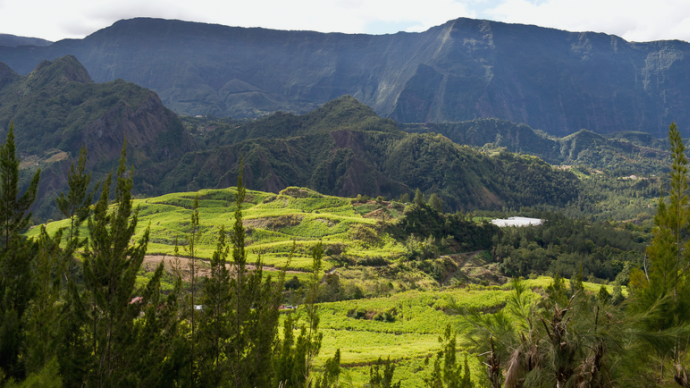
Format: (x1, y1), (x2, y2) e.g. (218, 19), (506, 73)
(27, 55), (92, 89)
(302, 95), (399, 133)
(0, 62), (19, 89)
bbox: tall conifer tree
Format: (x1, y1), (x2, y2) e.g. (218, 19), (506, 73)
(197, 226), (231, 386)
(226, 157), (284, 388)
(0, 121), (40, 379)
(82, 139), (152, 386)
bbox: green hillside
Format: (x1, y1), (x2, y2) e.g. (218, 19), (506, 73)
(28, 186), (409, 271)
(403, 119), (671, 174)
(0, 54), (661, 227)
(0, 55), (194, 220)
(165, 96), (581, 212)
(316, 277), (623, 387)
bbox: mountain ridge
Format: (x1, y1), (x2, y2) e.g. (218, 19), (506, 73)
(1, 17), (690, 136)
(0, 56), (195, 219)
(0, 33), (52, 48)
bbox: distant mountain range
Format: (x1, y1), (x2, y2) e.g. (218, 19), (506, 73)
(0, 56), (588, 220)
(0, 33), (52, 48)
(402, 120), (670, 174)
(0, 18), (689, 137)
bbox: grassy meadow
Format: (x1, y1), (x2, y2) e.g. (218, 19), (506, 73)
(27, 186), (406, 271)
(304, 277), (618, 387)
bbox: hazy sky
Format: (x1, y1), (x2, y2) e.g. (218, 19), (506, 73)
(1, 0), (689, 43)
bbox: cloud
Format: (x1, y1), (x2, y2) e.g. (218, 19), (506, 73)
(0, 0), (689, 43)
(485, 0), (690, 43)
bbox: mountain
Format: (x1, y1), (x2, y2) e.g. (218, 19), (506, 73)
(0, 55), (580, 221)
(0, 55), (195, 219)
(402, 119), (671, 174)
(1, 18), (690, 137)
(162, 96), (581, 211)
(0, 33), (52, 48)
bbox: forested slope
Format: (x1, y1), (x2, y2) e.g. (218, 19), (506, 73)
(164, 96), (581, 211)
(0, 55), (194, 219)
(403, 119), (671, 174)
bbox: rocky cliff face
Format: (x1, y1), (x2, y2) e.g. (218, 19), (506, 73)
(0, 18), (689, 136)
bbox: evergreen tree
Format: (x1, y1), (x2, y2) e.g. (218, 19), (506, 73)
(226, 157), (284, 388)
(629, 122), (690, 385)
(82, 139), (152, 386)
(55, 145), (98, 279)
(53, 146), (96, 388)
(414, 189), (426, 207)
(303, 242), (325, 386)
(129, 264), (186, 388)
(423, 324), (470, 388)
(315, 350), (341, 388)
(429, 193), (444, 213)
(22, 227), (62, 375)
(0, 121), (40, 379)
(368, 357), (401, 388)
(197, 226), (231, 386)
(273, 314), (304, 388)
(273, 242), (330, 388)
(185, 194), (201, 387)
(0, 121), (40, 250)
(56, 279), (90, 388)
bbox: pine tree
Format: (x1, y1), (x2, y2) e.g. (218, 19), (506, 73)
(0, 121), (40, 250)
(56, 279), (90, 388)
(226, 157), (285, 388)
(429, 193), (444, 213)
(315, 349), (341, 388)
(303, 241), (325, 386)
(423, 325), (470, 388)
(82, 139), (151, 386)
(273, 314), (303, 388)
(185, 194), (201, 387)
(129, 264), (186, 388)
(55, 145), (98, 279)
(22, 227), (62, 375)
(630, 122), (690, 384)
(414, 189), (426, 207)
(197, 226), (231, 386)
(53, 146), (96, 388)
(368, 357), (401, 388)
(0, 121), (40, 379)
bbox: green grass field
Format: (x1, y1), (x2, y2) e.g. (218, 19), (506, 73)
(27, 186), (406, 271)
(298, 276), (620, 387)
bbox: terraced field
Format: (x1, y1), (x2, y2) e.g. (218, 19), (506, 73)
(311, 277), (622, 387)
(27, 186), (407, 271)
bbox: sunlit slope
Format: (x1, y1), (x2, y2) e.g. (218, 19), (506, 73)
(314, 276), (622, 387)
(27, 186), (405, 270)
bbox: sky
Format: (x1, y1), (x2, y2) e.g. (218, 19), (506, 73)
(1, 0), (689, 44)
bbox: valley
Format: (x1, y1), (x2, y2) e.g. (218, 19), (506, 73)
(0, 17), (687, 387)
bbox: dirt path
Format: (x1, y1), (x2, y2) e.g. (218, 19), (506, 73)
(143, 254), (306, 281)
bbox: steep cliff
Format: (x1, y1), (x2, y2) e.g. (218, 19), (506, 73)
(0, 17), (689, 136)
